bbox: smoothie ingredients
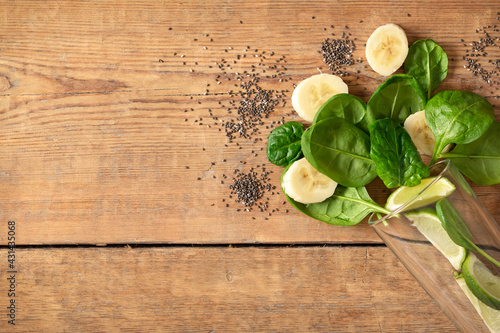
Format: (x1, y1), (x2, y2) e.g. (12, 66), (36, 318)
(440, 121), (500, 186)
(436, 198), (500, 269)
(266, 121), (304, 167)
(283, 182), (390, 226)
(267, 29), (500, 228)
(404, 39), (448, 99)
(404, 110), (449, 156)
(456, 277), (500, 333)
(319, 34), (356, 76)
(282, 157), (337, 204)
(291, 73), (348, 122)
(407, 208), (466, 270)
(425, 90), (495, 165)
(312, 93), (367, 127)
(301, 116), (377, 188)
(384, 177), (455, 212)
(365, 23), (409, 76)
(369, 118), (430, 188)
(462, 253), (500, 311)
(364, 74), (426, 126)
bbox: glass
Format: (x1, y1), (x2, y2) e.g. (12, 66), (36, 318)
(369, 160), (500, 332)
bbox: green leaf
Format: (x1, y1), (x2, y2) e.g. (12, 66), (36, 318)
(404, 39), (448, 99)
(313, 93), (367, 129)
(301, 116), (377, 188)
(282, 168), (390, 226)
(436, 198), (500, 268)
(426, 90), (495, 164)
(266, 121), (304, 167)
(369, 118), (430, 188)
(436, 198), (475, 250)
(363, 74), (426, 129)
(440, 121), (500, 185)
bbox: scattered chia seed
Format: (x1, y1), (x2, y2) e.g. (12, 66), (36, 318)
(223, 79), (284, 142)
(180, 35), (292, 216)
(462, 23), (500, 98)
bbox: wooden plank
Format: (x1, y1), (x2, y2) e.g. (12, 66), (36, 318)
(0, 246), (459, 332)
(0, 0), (499, 245)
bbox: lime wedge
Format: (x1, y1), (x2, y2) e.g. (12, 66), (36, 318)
(407, 208), (466, 270)
(457, 277), (500, 332)
(462, 253), (500, 311)
(385, 177), (455, 212)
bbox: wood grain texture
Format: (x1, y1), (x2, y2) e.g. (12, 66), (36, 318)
(1, 0), (500, 245)
(1, 2), (499, 331)
(0, 246), (461, 332)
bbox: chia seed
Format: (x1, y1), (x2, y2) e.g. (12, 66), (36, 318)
(228, 167), (273, 210)
(462, 24), (500, 95)
(319, 30), (357, 76)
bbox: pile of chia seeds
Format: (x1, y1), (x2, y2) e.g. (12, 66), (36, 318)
(229, 166), (274, 210)
(319, 25), (360, 76)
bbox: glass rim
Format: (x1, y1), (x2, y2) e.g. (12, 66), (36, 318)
(368, 159), (452, 226)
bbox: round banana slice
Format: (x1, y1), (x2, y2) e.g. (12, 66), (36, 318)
(404, 110), (451, 156)
(282, 157), (338, 204)
(291, 73), (348, 122)
(365, 23), (409, 76)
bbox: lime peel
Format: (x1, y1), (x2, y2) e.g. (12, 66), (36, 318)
(462, 253), (500, 311)
(457, 277), (500, 332)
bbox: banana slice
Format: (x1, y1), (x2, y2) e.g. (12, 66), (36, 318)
(404, 110), (451, 156)
(291, 73), (348, 122)
(366, 23), (409, 76)
(282, 157), (338, 204)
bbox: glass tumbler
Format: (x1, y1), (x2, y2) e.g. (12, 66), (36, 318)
(369, 160), (500, 332)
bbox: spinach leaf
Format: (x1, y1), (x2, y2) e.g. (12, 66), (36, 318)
(369, 118), (430, 188)
(301, 116), (377, 188)
(436, 198), (500, 268)
(313, 93), (367, 128)
(440, 121), (500, 185)
(266, 121), (304, 167)
(426, 90), (495, 164)
(436, 198), (475, 250)
(363, 74), (426, 129)
(404, 39), (448, 99)
(282, 169), (390, 226)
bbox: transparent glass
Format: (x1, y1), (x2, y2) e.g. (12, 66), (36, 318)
(369, 160), (500, 332)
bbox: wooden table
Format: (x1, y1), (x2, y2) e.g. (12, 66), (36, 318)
(1, 1), (499, 331)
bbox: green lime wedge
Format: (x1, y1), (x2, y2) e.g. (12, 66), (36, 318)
(462, 253), (500, 311)
(457, 277), (500, 332)
(407, 208), (466, 270)
(385, 177), (455, 212)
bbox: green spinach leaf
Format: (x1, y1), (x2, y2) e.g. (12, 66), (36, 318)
(282, 170), (390, 226)
(369, 118), (430, 188)
(266, 121), (304, 167)
(440, 121), (500, 185)
(363, 74), (426, 129)
(313, 93), (367, 128)
(301, 116), (377, 188)
(426, 90), (495, 164)
(436, 198), (500, 268)
(404, 39), (448, 99)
